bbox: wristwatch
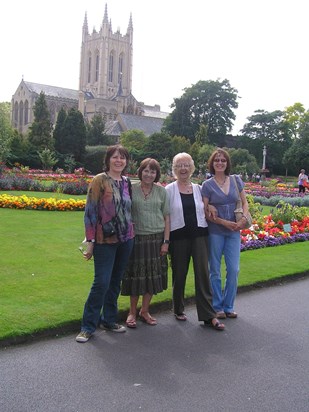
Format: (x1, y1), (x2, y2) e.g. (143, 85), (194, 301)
(87, 239), (95, 243)
(163, 239), (170, 244)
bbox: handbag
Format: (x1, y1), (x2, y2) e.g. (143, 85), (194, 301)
(233, 175), (252, 229)
(102, 217), (117, 238)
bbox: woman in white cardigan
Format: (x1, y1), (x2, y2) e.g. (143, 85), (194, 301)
(165, 153), (225, 331)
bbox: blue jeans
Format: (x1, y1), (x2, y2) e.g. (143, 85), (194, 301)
(208, 231), (240, 313)
(81, 239), (134, 333)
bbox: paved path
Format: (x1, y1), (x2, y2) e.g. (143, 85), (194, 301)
(1, 277), (309, 412)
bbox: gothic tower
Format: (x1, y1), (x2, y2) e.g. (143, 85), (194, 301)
(79, 4), (141, 121)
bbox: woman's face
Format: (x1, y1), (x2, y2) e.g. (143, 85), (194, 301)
(212, 153), (227, 174)
(141, 165), (157, 184)
(109, 150), (127, 173)
(174, 158), (192, 180)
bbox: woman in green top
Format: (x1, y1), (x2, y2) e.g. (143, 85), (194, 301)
(121, 158), (170, 327)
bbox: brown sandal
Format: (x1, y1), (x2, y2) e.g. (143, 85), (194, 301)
(204, 318), (225, 331)
(139, 311), (157, 326)
(125, 314), (137, 328)
(225, 311), (238, 318)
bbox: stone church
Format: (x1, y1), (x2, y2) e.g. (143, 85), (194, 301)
(11, 4), (167, 138)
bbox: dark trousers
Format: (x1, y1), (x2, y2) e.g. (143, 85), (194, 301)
(169, 236), (216, 321)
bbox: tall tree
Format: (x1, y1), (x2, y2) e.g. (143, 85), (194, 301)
(283, 102), (306, 139)
(120, 129), (147, 161)
(28, 92), (54, 150)
(86, 113), (108, 145)
(283, 110), (309, 174)
(62, 108), (86, 164)
(53, 107), (67, 154)
(239, 109), (292, 175)
(143, 132), (173, 161)
(0, 102), (13, 162)
(163, 79), (239, 144)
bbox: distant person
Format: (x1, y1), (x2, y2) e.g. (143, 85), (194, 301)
(165, 152), (225, 331)
(298, 169), (308, 193)
(76, 145), (134, 343)
(121, 158), (170, 327)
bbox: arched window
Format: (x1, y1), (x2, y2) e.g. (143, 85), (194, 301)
(88, 54), (92, 83)
(19, 101), (24, 126)
(24, 100), (29, 125)
(108, 52), (114, 82)
(14, 102), (19, 128)
(118, 53), (124, 83)
(95, 54), (99, 82)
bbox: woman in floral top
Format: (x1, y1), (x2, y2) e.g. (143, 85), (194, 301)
(76, 145), (134, 343)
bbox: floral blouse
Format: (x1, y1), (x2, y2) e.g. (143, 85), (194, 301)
(84, 172), (134, 244)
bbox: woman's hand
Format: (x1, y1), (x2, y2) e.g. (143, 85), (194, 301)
(83, 242), (94, 260)
(160, 243), (169, 256)
(223, 220), (239, 231)
(207, 204), (218, 220)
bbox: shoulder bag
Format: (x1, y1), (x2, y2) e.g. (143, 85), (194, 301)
(233, 175), (252, 229)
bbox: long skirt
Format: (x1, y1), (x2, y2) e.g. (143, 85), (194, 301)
(121, 232), (168, 296)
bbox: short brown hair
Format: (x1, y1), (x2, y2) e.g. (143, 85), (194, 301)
(137, 158), (161, 182)
(208, 148), (231, 175)
(104, 145), (130, 173)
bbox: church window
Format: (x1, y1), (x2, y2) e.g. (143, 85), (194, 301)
(118, 54), (124, 83)
(24, 100), (29, 125)
(19, 101), (24, 126)
(14, 102), (19, 128)
(88, 55), (92, 83)
(95, 54), (99, 82)
(108, 52), (114, 82)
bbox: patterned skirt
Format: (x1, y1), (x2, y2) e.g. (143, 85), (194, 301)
(121, 232), (168, 296)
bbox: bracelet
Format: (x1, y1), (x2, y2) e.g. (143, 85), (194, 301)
(242, 215), (248, 222)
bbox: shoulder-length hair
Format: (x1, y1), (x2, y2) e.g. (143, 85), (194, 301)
(137, 158), (161, 182)
(104, 145), (130, 174)
(208, 148), (231, 175)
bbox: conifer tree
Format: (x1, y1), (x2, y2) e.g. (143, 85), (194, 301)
(53, 107), (67, 154)
(62, 108), (86, 163)
(28, 92), (54, 150)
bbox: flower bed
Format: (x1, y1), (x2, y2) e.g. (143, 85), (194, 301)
(240, 216), (309, 251)
(0, 194), (85, 211)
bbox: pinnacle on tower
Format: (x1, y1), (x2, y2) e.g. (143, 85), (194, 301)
(103, 3), (108, 24)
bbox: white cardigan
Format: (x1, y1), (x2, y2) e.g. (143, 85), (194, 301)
(165, 181), (208, 231)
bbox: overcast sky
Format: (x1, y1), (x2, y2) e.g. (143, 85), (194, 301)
(2, 0), (308, 133)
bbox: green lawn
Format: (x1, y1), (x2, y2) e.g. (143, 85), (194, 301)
(1, 207), (308, 343)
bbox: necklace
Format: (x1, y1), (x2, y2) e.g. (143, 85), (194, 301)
(178, 181), (192, 193)
(215, 176), (227, 188)
(141, 184), (153, 200)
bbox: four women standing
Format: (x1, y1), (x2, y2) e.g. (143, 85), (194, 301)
(77, 146), (250, 341)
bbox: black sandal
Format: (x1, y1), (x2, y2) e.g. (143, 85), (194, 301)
(204, 318), (225, 331)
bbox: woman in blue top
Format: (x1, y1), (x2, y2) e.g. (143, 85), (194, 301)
(201, 149), (249, 319)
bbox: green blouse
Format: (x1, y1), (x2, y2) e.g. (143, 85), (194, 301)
(132, 183), (169, 235)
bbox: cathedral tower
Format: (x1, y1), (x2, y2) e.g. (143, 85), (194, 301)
(79, 4), (134, 117)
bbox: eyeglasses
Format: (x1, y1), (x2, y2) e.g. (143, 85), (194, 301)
(175, 163), (191, 169)
(213, 158), (227, 163)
